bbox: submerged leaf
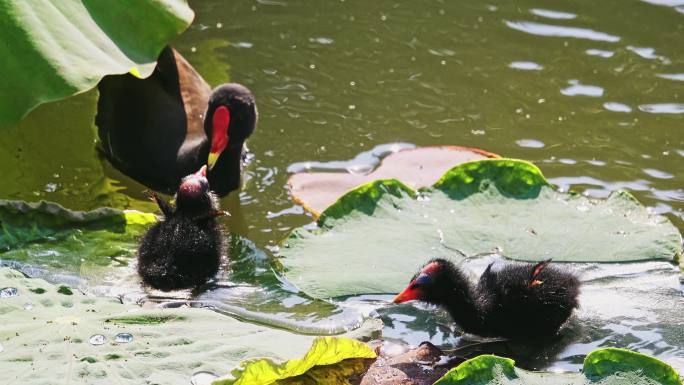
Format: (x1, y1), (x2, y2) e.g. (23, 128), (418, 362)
(0, 0), (194, 125)
(0, 267), (376, 385)
(433, 350), (682, 385)
(280, 159), (682, 298)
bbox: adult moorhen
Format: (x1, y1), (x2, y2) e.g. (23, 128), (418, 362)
(393, 258), (580, 339)
(137, 166), (226, 291)
(96, 46), (257, 196)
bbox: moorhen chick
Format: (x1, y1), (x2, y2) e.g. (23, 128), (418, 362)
(393, 258), (580, 339)
(137, 166), (226, 291)
(96, 47), (257, 196)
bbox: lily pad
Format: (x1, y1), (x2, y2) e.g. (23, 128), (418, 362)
(280, 159), (682, 298)
(0, 199), (156, 272)
(0, 200), (376, 336)
(0, 0), (194, 126)
(288, 146), (499, 217)
(0, 267), (376, 385)
(433, 350), (682, 385)
(215, 337), (376, 385)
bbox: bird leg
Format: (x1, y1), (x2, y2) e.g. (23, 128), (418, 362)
(147, 190), (174, 218)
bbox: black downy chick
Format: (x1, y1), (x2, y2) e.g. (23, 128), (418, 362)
(393, 258), (580, 339)
(137, 165), (226, 291)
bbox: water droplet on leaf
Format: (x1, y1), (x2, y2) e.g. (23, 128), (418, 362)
(89, 334), (107, 346)
(191, 371), (219, 385)
(114, 333), (133, 343)
(1, 287), (18, 298)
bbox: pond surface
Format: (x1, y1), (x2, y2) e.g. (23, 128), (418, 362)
(1, 0), (684, 376)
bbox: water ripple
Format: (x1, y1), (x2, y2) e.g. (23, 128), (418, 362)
(657, 73), (684, 82)
(548, 176), (651, 198)
(561, 80), (604, 97)
(505, 21), (621, 42)
(627, 46), (671, 64)
(509, 61), (543, 71)
(639, 103), (684, 114)
(530, 8), (577, 20)
(640, 0), (684, 6)
(309, 37), (334, 45)
(515, 139), (545, 148)
(644, 168), (675, 179)
(604, 102), (632, 113)
(586, 48), (614, 58)
(287, 142), (415, 173)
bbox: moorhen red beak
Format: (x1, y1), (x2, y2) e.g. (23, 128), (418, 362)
(207, 106), (230, 170)
(392, 288), (418, 304)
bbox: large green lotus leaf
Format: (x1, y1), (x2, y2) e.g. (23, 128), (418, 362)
(280, 159), (682, 298)
(0, 200), (376, 337)
(0, 199), (156, 272)
(433, 350), (682, 385)
(0, 268), (376, 385)
(0, 0), (194, 126)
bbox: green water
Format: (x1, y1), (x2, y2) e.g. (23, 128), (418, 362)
(1, 0), (684, 374)
(3, 0), (684, 245)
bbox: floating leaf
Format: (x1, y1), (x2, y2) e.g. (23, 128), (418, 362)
(0, 199), (156, 272)
(280, 159), (682, 298)
(0, 268), (376, 385)
(215, 337), (376, 385)
(583, 348), (682, 384)
(288, 146), (499, 216)
(273, 357), (372, 385)
(433, 355), (516, 385)
(0, 201), (374, 336)
(0, 0), (194, 125)
(433, 350), (682, 385)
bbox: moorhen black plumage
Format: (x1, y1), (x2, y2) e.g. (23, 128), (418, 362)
(96, 46), (257, 196)
(393, 258), (580, 339)
(137, 166), (226, 291)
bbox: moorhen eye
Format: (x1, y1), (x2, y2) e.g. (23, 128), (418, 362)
(394, 258), (580, 339)
(413, 273), (431, 286)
